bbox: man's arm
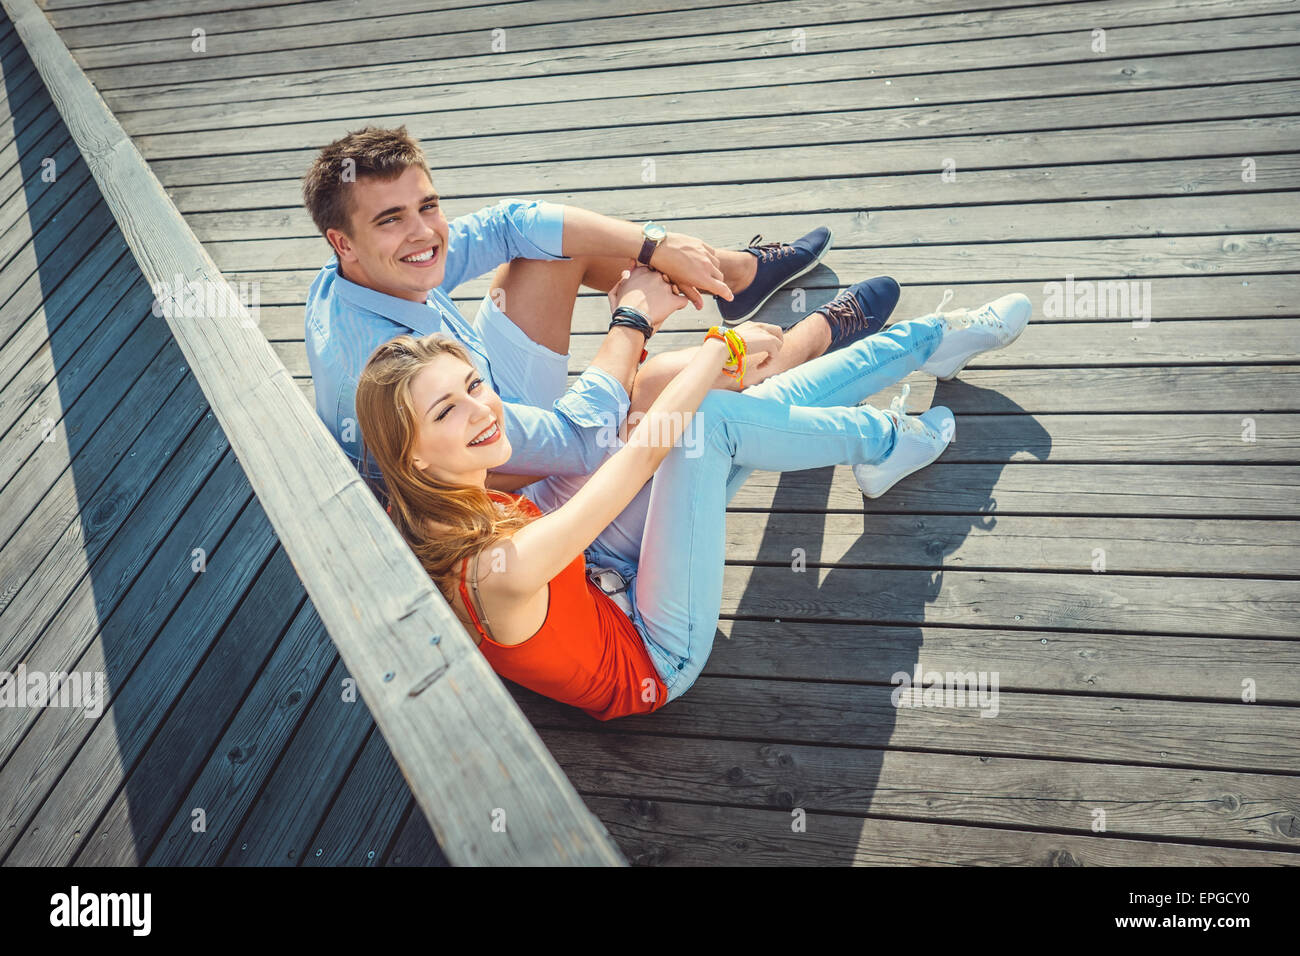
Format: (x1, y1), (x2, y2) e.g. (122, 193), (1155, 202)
(557, 206), (733, 309)
(440, 195), (734, 309)
(440, 197), (570, 293)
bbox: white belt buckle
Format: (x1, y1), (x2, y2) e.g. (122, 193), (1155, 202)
(587, 565), (634, 619)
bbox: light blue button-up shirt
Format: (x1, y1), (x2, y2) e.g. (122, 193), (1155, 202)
(304, 197), (626, 485)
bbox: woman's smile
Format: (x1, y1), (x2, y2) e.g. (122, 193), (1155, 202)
(467, 420), (501, 447)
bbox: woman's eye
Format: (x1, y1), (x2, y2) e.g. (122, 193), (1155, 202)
(469, 378), (483, 391)
(435, 405), (452, 422)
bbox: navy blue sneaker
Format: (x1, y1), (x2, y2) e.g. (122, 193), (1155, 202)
(718, 226), (833, 326)
(815, 276), (901, 352)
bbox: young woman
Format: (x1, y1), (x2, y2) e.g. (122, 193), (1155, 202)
(354, 266), (1030, 720)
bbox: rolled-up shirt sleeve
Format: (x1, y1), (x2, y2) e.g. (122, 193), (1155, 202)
(494, 365), (629, 476)
(440, 197), (569, 293)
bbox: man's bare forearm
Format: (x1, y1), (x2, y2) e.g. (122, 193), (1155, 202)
(558, 205), (645, 260)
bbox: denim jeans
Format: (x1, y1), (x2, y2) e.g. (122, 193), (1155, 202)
(612, 316), (947, 701)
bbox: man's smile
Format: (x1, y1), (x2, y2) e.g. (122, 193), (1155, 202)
(400, 243), (441, 266)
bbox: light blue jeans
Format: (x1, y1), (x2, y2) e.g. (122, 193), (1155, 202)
(592, 316), (947, 702)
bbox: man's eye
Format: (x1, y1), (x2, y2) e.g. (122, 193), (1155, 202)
(423, 203), (439, 211)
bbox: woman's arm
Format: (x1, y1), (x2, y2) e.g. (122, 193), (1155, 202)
(485, 316), (783, 598)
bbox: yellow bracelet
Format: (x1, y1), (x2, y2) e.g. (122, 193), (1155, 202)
(704, 326), (746, 386)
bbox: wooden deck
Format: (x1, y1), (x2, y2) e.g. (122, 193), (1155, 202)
(3, 0), (1299, 864)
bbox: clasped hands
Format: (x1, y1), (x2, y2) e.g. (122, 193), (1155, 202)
(608, 250), (784, 375)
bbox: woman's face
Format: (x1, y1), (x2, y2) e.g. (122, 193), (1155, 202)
(406, 353), (511, 483)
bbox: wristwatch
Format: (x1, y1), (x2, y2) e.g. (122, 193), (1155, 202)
(637, 221), (667, 266)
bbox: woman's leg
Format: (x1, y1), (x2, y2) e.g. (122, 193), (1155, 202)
(574, 315), (946, 577)
(631, 382), (932, 703)
(722, 315), (945, 501)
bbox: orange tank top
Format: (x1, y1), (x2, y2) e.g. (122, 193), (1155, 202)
(456, 493), (669, 721)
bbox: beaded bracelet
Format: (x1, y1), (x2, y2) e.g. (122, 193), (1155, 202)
(704, 326), (747, 387)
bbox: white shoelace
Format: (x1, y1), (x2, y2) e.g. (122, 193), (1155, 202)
(885, 383), (927, 436)
(925, 288), (1003, 332)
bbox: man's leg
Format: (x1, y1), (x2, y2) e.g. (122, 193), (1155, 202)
(486, 249), (761, 355)
(628, 312), (833, 421)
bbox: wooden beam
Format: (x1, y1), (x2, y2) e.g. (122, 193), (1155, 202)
(0, 0), (624, 866)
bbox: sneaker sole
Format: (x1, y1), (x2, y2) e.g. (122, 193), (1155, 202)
(858, 413), (954, 498)
(928, 319), (1028, 381)
(721, 228), (835, 326)
(859, 444), (947, 498)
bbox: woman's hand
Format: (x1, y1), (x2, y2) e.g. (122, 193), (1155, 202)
(607, 262), (690, 332)
(727, 320), (785, 372)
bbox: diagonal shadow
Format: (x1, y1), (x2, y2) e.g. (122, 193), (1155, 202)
(724, 376), (1052, 864)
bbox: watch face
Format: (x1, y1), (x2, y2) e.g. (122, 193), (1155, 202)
(644, 222), (667, 241)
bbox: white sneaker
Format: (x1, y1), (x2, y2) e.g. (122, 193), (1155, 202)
(852, 385), (955, 498)
(920, 291), (1031, 380)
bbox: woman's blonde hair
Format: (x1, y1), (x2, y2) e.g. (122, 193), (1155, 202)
(355, 333), (536, 603)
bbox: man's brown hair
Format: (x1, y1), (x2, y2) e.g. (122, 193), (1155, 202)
(301, 125), (434, 240)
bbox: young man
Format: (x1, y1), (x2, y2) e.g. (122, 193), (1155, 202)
(302, 126), (903, 553)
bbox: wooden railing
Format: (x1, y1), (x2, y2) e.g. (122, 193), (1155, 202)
(1, 0), (624, 866)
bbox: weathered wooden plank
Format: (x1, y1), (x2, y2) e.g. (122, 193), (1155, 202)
(1, 504), (288, 864)
(582, 794), (1299, 865)
(0, 129), (79, 243)
(92, 10), (1300, 128)
(221, 654), (375, 866)
(50, 0), (778, 38)
(0, 399), (267, 861)
(0, 333), (185, 618)
(541, 732), (1300, 848)
(273, 317), (1300, 381)
(124, 46), (1300, 156)
(0, 230), (129, 396)
(383, 802), (450, 866)
(82, 6), (1300, 100)
(0, 275), (152, 493)
(70, 553), (310, 867)
(0, 439), (247, 786)
(239, 230), (1300, 308)
(707, 619), (1300, 702)
(154, 81), (1300, 193)
(0, 350), (206, 678)
(722, 513), (1300, 577)
(248, 274), (1297, 342)
(513, 678), (1300, 773)
(731, 463), (1300, 517)
(3, 0), (623, 866)
(0, 190), (114, 317)
(190, 178), (1300, 249)
(713, 564), (1299, 636)
(88, 0), (1299, 110)
(299, 726), (414, 867)
(123, 598), (335, 866)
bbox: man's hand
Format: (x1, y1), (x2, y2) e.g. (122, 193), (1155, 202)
(648, 232), (733, 310)
(728, 320), (784, 374)
(607, 262), (690, 331)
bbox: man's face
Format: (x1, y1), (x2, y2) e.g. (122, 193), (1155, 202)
(327, 165), (450, 303)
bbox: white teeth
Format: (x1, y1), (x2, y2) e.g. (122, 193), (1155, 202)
(402, 246), (437, 263)
(468, 422), (498, 446)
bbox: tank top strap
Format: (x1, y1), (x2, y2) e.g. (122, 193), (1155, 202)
(457, 555), (492, 644)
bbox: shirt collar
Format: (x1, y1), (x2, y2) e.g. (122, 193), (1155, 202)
(328, 254), (447, 336)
